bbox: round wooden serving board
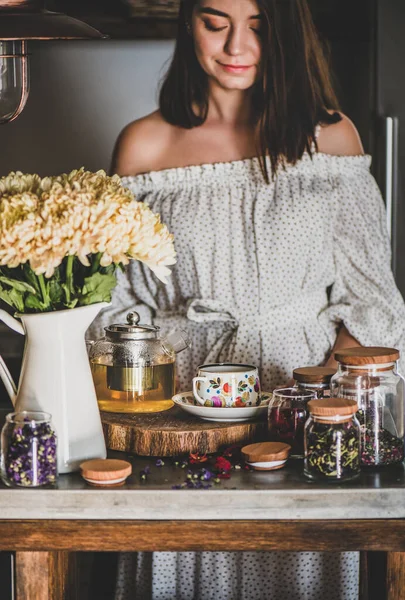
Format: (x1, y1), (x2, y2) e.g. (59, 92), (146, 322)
(101, 407), (268, 456)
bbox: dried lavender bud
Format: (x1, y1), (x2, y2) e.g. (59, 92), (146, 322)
(4, 420), (57, 487)
(305, 421), (360, 481)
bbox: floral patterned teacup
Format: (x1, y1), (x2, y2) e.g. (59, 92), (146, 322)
(192, 363), (261, 408)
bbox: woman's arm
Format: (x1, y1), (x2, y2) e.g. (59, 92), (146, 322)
(317, 114), (364, 369)
(316, 114), (405, 372)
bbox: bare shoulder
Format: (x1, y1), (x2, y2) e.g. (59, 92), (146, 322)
(317, 112), (364, 156)
(110, 111), (174, 176)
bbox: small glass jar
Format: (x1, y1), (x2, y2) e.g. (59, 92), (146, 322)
(304, 398), (361, 482)
(293, 367), (336, 398)
(331, 347), (405, 467)
(268, 388), (316, 458)
(0, 411), (57, 487)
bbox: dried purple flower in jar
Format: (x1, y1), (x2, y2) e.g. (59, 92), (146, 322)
(357, 409), (404, 466)
(2, 415), (57, 487)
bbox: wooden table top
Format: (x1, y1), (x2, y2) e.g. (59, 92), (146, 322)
(0, 450), (404, 521)
(1, 407), (404, 522)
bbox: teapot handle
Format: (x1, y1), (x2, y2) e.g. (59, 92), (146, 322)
(0, 354), (17, 406)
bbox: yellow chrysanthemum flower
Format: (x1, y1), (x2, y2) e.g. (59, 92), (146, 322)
(0, 168), (176, 283)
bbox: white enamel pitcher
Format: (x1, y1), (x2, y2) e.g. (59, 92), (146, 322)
(0, 303), (108, 473)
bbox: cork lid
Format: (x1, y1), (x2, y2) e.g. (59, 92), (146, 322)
(80, 459), (132, 486)
(307, 398), (358, 417)
(293, 366), (336, 384)
(241, 442), (291, 463)
(334, 346), (399, 365)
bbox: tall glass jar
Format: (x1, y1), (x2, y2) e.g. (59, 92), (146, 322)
(331, 347), (404, 467)
(268, 388), (316, 458)
(304, 398), (361, 482)
(293, 367), (336, 398)
(0, 411), (57, 487)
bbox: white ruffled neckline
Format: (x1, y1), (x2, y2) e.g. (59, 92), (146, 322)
(121, 152), (372, 181)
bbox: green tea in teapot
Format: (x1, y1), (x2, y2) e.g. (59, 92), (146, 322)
(91, 361), (175, 413)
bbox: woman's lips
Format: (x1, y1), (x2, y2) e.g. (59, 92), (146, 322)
(218, 63), (253, 74)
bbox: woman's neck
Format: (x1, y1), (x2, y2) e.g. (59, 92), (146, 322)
(206, 81), (253, 127)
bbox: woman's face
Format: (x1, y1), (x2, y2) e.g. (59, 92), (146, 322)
(191, 0), (262, 92)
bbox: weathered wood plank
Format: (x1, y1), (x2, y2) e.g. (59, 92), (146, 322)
(49, 552), (78, 600)
(16, 552), (49, 600)
(15, 551), (78, 600)
(387, 552), (405, 600)
(4, 520), (405, 553)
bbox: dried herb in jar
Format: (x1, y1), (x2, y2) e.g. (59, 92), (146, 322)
(304, 398), (360, 482)
(268, 388), (316, 458)
(268, 406), (306, 457)
(357, 409), (404, 466)
(306, 421), (360, 479)
(331, 346), (405, 469)
(5, 419), (57, 487)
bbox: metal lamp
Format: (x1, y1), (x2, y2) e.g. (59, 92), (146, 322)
(0, 0), (105, 124)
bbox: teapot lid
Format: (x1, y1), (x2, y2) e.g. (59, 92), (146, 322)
(105, 311), (159, 340)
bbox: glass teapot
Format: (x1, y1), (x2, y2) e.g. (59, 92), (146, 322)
(89, 311), (190, 414)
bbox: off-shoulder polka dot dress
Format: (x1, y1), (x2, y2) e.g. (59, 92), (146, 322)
(90, 150), (405, 600)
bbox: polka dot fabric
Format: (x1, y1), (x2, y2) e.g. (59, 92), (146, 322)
(114, 552), (360, 600)
(89, 150), (405, 600)
(91, 151), (405, 388)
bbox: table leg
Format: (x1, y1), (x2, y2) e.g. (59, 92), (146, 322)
(360, 552), (387, 600)
(387, 552), (405, 600)
(15, 551), (78, 600)
(359, 551), (368, 600)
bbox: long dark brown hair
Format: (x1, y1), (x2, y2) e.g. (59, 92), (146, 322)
(159, 0), (341, 182)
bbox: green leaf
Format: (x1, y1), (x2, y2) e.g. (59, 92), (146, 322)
(0, 276), (36, 294)
(101, 264), (116, 276)
(60, 283), (78, 308)
(25, 293), (46, 311)
(3, 288), (24, 312)
(79, 272), (117, 305)
(61, 283), (70, 305)
(63, 297), (78, 309)
(0, 286), (16, 309)
(52, 265), (61, 283)
(23, 264), (41, 293)
(48, 280), (63, 305)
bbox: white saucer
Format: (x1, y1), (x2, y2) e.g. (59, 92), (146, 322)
(172, 391), (271, 422)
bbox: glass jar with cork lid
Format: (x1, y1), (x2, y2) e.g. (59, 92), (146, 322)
(330, 347), (405, 467)
(304, 398), (361, 482)
(293, 367), (336, 398)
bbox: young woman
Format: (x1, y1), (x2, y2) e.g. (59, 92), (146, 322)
(92, 0), (405, 598)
